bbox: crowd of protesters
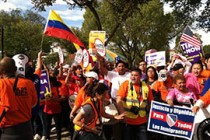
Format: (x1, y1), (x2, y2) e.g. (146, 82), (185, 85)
(0, 50), (210, 140)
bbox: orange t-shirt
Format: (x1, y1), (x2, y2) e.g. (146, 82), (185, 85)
(35, 68), (41, 77)
(200, 89), (210, 107)
(74, 86), (90, 107)
(201, 69), (210, 79)
(35, 68), (45, 105)
(152, 81), (173, 102)
(198, 69), (210, 92)
(58, 78), (69, 97)
(0, 78), (37, 128)
(117, 80), (153, 125)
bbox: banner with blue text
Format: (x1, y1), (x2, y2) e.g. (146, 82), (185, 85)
(148, 101), (195, 140)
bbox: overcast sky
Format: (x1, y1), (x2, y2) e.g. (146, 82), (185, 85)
(0, 0), (209, 47)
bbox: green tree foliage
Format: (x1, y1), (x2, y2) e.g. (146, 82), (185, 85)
(164, 0), (210, 31)
(203, 45), (210, 55)
(0, 9), (76, 63)
(31, 0), (150, 45)
(43, 52), (59, 66)
(82, 0), (174, 66)
(0, 9), (46, 59)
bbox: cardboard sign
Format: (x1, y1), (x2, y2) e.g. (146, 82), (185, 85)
(89, 31), (106, 56)
(145, 51), (166, 67)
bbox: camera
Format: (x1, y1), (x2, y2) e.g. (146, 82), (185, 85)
(130, 106), (140, 115)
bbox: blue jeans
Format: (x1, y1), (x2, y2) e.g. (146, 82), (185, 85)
(123, 123), (148, 140)
(33, 105), (47, 136)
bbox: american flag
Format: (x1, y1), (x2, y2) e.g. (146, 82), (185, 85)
(115, 56), (120, 63)
(180, 26), (201, 48)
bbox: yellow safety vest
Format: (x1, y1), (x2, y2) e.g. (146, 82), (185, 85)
(123, 81), (149, 119)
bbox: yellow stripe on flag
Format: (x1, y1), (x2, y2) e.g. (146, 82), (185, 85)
(49, 10), (64, 23)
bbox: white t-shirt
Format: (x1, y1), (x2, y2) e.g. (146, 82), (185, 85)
(105, 71), (130, 99)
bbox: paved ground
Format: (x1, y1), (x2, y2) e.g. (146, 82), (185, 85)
(50, 128), (71, 140)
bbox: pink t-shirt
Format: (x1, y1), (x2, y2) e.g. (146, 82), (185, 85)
(167, 88), (197, 104)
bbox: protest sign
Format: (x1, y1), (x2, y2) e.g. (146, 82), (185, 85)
(89, 31), (106, 56)
(12, 54), (29, 76)
(74, 49), (83, 64)
(40, 70), (51, 101)
(83, 49), (89, 68)
(52, 46), (64, 64)
(179, 42), (204, 64)
(145, 51), (166, 67)
(148, 101), (195, 140)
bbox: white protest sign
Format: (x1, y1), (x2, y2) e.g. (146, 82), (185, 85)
(145, 51), (166, 67)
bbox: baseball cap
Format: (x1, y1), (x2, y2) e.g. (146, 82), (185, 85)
(84, 71), (99, 80)
(172, 63), (184, 71)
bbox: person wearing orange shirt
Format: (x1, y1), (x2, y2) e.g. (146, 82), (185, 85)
(152, 68), (173, 102)
(73, 83), (124, 140)
(0, 57), (37, 140)
(192, 89), (210, 114)
(33, 51), (48, 140)
(54, 65), (71, 135)
(70, 71), (99, 120)
(116, 68), (153, 140)
(192, 77), (210, 113)
(44, 75), (63, 140)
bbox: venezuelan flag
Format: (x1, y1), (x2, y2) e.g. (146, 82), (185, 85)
(44, 10), (85, 48)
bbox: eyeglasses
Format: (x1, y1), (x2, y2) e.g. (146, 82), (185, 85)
(139, 64), (146, 66)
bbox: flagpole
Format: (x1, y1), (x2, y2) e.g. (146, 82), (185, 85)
(40, 10), (52, 51)
(40, 33), (45, 51)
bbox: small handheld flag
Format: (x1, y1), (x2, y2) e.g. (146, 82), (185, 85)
(180, 26), (201, 48)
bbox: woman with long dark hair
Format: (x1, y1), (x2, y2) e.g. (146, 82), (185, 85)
(70, 71), (99, 120)
(144, 66), (158, 88)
